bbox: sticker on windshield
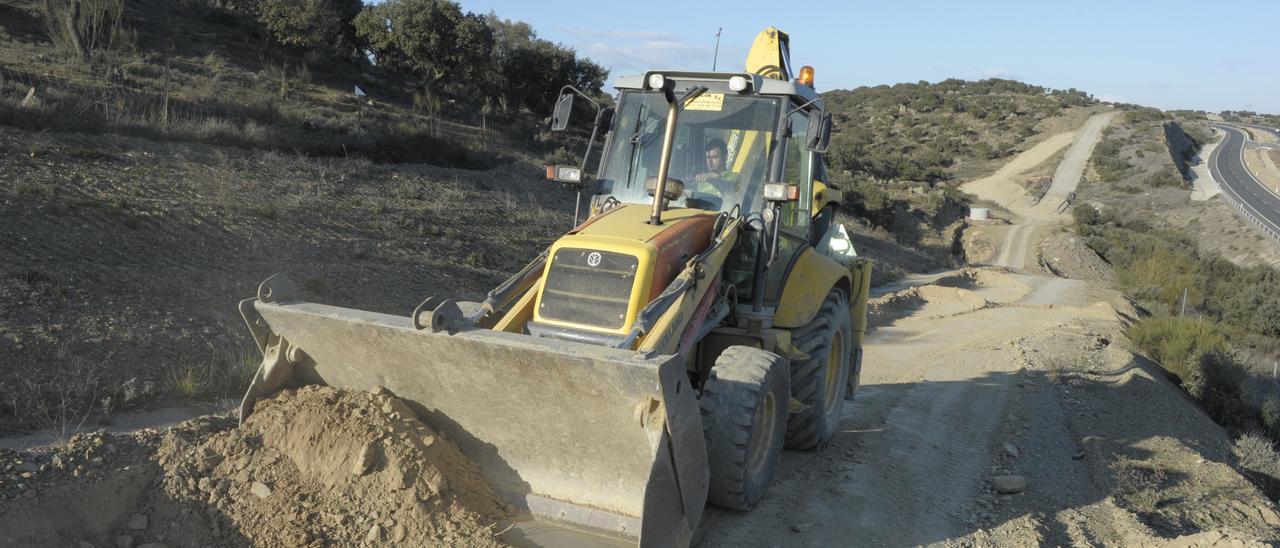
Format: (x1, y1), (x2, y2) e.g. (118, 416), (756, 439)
(685, 93), (724, 112)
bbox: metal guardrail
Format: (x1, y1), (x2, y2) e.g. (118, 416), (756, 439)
(1219, 188), (1280, 241)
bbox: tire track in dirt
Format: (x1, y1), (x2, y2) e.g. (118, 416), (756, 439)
(698, 273), (1101, 546)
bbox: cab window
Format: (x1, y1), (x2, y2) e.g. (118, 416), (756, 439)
(779, 109), (812, 233)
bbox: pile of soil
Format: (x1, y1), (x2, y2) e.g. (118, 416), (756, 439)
(1036, 231), (1114, 283)
(0, 386), (509, 547)
(868, 283), (990, 328)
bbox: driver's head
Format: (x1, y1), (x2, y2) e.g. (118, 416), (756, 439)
(705, 138), (727, 174)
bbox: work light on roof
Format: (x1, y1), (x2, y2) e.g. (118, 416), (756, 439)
(728, 76), (750, 92)
(647, 73), (666, 90)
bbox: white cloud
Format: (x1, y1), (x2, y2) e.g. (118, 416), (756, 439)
(554, 27), (728, 83)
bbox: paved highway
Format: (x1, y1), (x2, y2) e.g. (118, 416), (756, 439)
(1206, 124), (1280, 238)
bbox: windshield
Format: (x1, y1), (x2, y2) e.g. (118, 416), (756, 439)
(597, 90), (781, 214)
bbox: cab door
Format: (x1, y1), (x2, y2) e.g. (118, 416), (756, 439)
(763, 107), (815, 305)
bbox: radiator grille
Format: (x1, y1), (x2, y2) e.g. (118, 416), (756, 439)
(539, 248), (638, 330)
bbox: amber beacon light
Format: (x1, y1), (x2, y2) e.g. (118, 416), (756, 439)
(797, 65), (815, 88)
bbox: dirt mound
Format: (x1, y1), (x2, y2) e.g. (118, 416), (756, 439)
(1036, 231), (1114, 283)
(869, 284), (990, 328)
(0, 386), (509, 547)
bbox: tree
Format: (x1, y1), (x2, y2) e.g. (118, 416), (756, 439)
(257, 0), (362, 51)
(484, 13), (606, 114)
(355, 0), (494, 85)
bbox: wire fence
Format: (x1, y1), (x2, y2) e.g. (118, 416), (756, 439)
(0, 62), (550, 161)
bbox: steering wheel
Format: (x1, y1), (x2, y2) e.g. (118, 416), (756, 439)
(685, 190), (724, 211)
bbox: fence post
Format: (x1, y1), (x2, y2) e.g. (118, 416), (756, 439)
(162, 57), (171, 130)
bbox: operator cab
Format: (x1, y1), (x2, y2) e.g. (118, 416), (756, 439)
(564, 71), (842, 316)
(594, 71), (828, 234)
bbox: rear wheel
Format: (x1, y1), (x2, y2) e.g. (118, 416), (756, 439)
(699, 345), (789, 511)
(785, 289), (852, 451)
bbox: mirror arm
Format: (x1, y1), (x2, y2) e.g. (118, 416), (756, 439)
(553, 85), (608, 227)
(787, 97), (821, 117)
(558, 84), (602, 110)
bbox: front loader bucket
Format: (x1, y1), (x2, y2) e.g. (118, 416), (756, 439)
(238, 275), (708, 546)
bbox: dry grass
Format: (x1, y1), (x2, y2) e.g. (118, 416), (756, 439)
(1234, 431), (1280, 477)
(1109, 458), (1170, 514)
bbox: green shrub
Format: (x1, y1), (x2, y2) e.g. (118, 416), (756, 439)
(257, 0), (361, 50)
(1263, 399), (1280, 432)
(1115, 247), (1199, 309)
(1127, 315), (1225, 383)
(1072, 204), (1101, 227)
(1091, 137), (1131, 182)
(1145, 170), (1183, 188)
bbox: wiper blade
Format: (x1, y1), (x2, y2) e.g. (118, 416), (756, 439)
(631, 87), (708, 151)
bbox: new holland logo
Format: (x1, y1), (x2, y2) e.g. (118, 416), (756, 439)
(586, 252), (602, 267)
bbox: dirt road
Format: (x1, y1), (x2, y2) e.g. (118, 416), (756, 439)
(697, 112), (1280, 546)
(1042, 111), (1119, 206)
(700, 262), (1277, 545)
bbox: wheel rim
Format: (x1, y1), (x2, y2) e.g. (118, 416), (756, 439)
(823, 330), (845, 416)
(747, 391), (777, 476)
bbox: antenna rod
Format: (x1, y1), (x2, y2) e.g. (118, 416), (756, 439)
(712, 27), (722, 71)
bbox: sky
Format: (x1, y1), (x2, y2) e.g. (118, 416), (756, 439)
(452, 0), (1279, 114)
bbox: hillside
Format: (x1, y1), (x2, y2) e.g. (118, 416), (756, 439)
(817, 79), (1101, 283)
(0, 0), (598, 434)
(0, 0), (600, 167)
(1064, 104), (1280, 504)
(823, 78), (1096, 183)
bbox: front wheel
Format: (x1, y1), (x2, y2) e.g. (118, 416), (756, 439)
(699, 345), (790, 510)
(785, 289), (853, 451)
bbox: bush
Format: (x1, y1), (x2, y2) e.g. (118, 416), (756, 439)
(1145, 170), (1183, 188)
(1127, 315), (1225, 383)
(1073, 204), (1101, 227)
(1091, 137), (1131, 182)
(257, 0), (361, 51)
(1115, 247), (1199, 309)
(1235, 431), (1280, 478)
(40, 0), (134, 59)
(1263, 399), (1280, 432)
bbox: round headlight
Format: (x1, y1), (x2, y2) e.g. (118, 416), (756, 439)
(729, 76), (750, 92)
(647, 73), (665, 90)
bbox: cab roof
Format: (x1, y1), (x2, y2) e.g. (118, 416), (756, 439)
(613, 71), (823, 110)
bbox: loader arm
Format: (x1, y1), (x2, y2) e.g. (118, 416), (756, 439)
(636, 217), (741, 356)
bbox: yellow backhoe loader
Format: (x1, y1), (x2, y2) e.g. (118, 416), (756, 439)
(237, 27), (871, 547)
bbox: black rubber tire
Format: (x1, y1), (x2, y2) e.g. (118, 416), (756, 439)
(785, 290), (853, 451)
(700, 345), (790, 511)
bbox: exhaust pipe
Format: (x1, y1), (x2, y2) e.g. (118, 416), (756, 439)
(646, 75), (705, 226)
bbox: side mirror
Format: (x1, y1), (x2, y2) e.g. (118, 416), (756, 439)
(806, 112), (832, 153)
(551, 93), (574, 131)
